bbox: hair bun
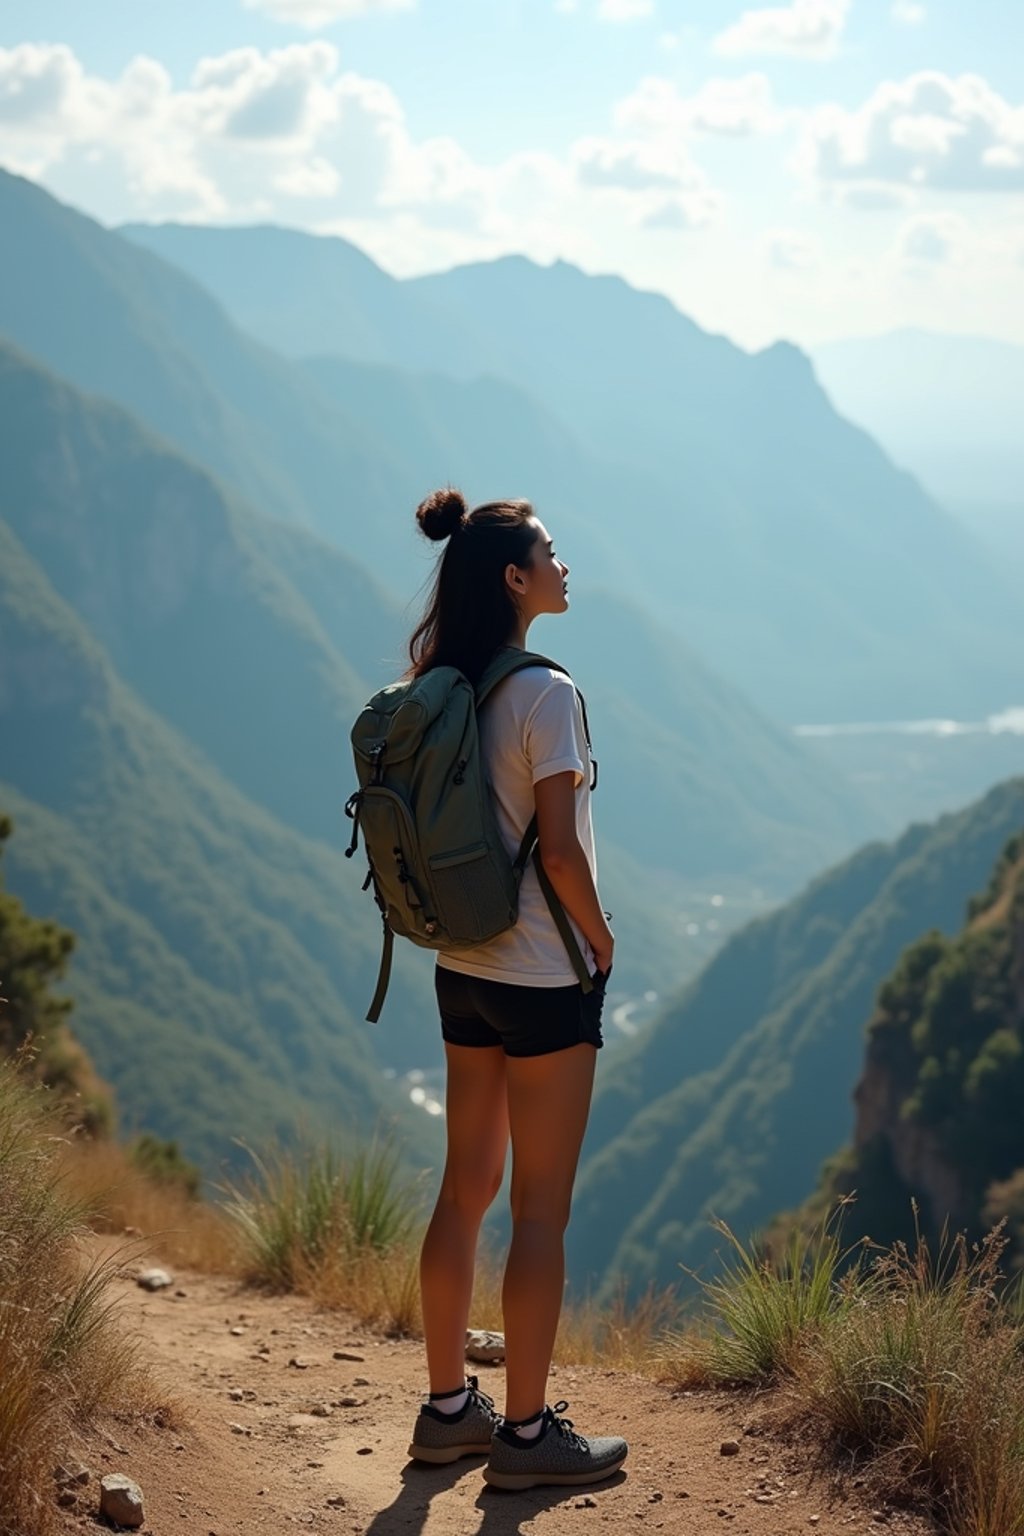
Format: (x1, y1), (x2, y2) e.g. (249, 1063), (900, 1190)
(416, 486), (468, 542)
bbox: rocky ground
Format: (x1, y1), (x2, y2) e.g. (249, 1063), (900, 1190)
(54, 1253), (944, 1536)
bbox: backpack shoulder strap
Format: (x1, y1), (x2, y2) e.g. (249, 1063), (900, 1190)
(474, 648), (570, 708)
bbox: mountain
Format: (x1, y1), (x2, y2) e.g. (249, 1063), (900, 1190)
(0, 510), (442, 1176)
(772, 829), (1024, 1270)
(1, 338), (883, 991)
(566, 777), (1024, 1303)
(812, 330), (1024, 510)
(121, 219), (1023, 723)
(0, 169), (405, 560)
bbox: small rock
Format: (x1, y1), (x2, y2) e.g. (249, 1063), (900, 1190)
(356, 1447), (373, 1456)
(873, 1513), (890, 1524)
(332, 1350), (364, 1362)
(57, 1490), (78, 1509)
(720, 1439), (741, 1456)
(310, 1404), (332, 1417)
(649, 1492), (663, 1503)
(175, 1288), (188, 1298)
(326, 1495), (346, 1508)
(335, 1396), (361, 1408)
(574, 1495), (597, 1508)
(352, 1376), (370, 1387)
(228, 1388), (245, 1401)
(465, 1328), (506, 1363)
(229, 1326), (246, 1336)
(99, 1473), (145, 1529)
(136, 1267), (173, 1292)
(289, 1356), (311, 1369)
(228, 1422), (252, 1436)
(809, 1519), (821, 1527)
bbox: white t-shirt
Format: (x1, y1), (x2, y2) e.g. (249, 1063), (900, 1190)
(436, 663), (598, 987)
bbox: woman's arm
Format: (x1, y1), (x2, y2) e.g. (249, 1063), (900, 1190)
(533, 770), (614, 974)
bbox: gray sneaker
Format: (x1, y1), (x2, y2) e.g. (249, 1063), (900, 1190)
(407, 1376), (501, 1464)
(484, 1400), (628, 1491)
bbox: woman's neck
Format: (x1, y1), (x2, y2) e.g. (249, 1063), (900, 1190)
(507, 615), (531, 650)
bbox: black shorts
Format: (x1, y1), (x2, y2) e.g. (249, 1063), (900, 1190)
(435, 964), (609, 1058)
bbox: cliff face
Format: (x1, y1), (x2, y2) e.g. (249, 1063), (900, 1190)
(779, 833), (1024, 1264)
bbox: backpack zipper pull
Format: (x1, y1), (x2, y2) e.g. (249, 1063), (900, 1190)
(343, 791), (362, 857)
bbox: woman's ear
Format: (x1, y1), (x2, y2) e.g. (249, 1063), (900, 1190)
(505, 562), (527, 593)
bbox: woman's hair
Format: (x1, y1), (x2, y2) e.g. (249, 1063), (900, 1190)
(407, 487), (540, 684)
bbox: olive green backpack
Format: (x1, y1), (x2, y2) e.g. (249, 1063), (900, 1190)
(345, 650), (595, 1022)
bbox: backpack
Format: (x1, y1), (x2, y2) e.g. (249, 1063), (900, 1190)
(344, 649), (597, 1022)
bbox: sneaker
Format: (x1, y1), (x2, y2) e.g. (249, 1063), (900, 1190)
(483, 1400), (628, 1490)
(407, 1376), (501, 1464)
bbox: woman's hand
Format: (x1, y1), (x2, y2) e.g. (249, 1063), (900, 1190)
(591, 929), (614, 978)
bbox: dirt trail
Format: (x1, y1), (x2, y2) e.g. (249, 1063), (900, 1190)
(58, 1253), (941, 1536)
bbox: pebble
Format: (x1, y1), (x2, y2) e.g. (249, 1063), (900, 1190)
(289, 1356), (311, 1369)
(720, 1439), (741, 1456)
(136, 1267), (173, 1292)
(326, 1495), (346, 1508)
(574, 1495), (597, 1508)
(336, 1396), (362, 1408)
(352, 1376), (370, 1387)
(99, 1473), (145, 1529)
(229, 1326), (246, 1336)
(356, 1447), (373, 1456)
(333, 1350), (364, 1362)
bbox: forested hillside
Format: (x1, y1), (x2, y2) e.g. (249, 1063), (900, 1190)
(773, 829), (1024, 1270)
(568, 778), (1024, 1303)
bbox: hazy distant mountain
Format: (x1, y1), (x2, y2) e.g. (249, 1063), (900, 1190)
(0, 514), (438, 1174)
(812, 329), (1024, 509)
(568, 776), (1024, 1303)
(0, 170), (404, 557)
(0, 340), (876, 1045)
(122, 219), (1023, 723)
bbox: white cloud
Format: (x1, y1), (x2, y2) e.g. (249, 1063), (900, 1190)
(597, 0), (654, 19)
(897, 211), (969, 264)
(713, 0), (849, 60)
(808, 71), (1024, 191)
(0, 39), (726, 270)
(615, 73), (783, 137)
(891, 0), (926, 23)
(241, 0), (414, 28)
(767, 228), (820, 268)
(839, 181), (911, 209)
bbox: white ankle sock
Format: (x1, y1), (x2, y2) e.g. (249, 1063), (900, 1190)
(430, 1387), (468, 1415)
(509, 1410), (544, 1441)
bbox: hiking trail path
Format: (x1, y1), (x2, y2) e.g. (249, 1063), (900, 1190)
(58, 1247), (942, 1536)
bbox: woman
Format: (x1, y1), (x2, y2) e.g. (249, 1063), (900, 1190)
(404, 487), (627, 1491)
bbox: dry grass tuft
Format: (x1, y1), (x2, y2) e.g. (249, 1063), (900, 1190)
(0, 1059), (171, 1536)
(57, 1135), (240, 1275)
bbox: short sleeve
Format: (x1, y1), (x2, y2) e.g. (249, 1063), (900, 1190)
(524, 674), (586, 788)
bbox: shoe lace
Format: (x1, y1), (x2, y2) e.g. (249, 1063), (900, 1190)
(467, 1375), (500, 1422)
(548, 1400), (588, 1452)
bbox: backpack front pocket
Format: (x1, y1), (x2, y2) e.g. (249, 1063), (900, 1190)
(357, 788), (435, 939)
(428, 844), (517, 945)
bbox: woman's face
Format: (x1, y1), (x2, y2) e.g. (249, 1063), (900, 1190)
(515, 518), (570, 618)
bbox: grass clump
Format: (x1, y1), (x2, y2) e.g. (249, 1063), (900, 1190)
(661, 1197), (1024, 1536)
(0, 1054), (164, 1536)
(663, 1201), (867, 1386)
(220, 1134), (425, 1327)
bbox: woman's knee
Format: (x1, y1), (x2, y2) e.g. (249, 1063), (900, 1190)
(509, 1182), (573, 1232)
(438, 1164), (504, 1219)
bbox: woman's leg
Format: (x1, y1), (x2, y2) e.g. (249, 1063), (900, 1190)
(502, 1043), (597, 1422)
(419, 1042), (509, 1394)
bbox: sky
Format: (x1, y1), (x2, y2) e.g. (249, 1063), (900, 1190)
(2, 0), (1023, 350)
